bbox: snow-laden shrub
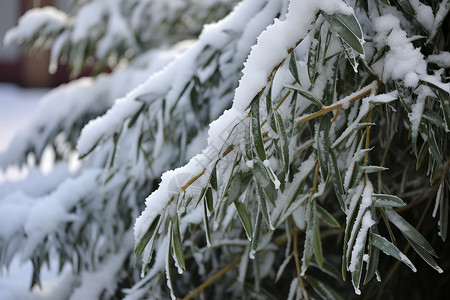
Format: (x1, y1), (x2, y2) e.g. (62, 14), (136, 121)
(1, 0), (449, 299)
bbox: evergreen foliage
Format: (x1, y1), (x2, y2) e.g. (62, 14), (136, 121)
(1, 0), (449, 299)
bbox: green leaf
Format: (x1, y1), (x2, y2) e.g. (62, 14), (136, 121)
(251, 96), (266, 161)
(439, 182), (448, 241)
(416, 140), (428, 170)
(172, 215), (186, 270)
(397, 0), (416, 16)
(317, 115), (331, 180)
(198, 187), (210, 214)
(273, 110), (290, 174)
(329, 151), (345, 210)
(284, 85), (322, 108)
(385, 209), (437, 257)
(257, 186), (273, 229)
(405, 235), (443, 273)
(423, 109), (447, 130)
(226, 171), (252, 205)
(364, 228), (380, 284)
(289, 51), (300, 84)
(307, 29), (321, 84)
(314, 217), (324, 267)
(359, 165), (388, 173)
(128, 103), (145, 128)
(166, 227), (176, 299)
(305, 276), (345, 300)
(235, 200), (253, 240)
(370, 233), (416, 272)
(317, 204), (340, 228)
(203, 197), (212, 247)
(134, 214), (161, 265)
(252, 161), (276, 196)
(251, 209), (263, 255)
(427, 126), (443, 165)
(372, 194), (406, 208)
(302, 199), (317, 272)
(323, 13), (365, 55)
(339, 37), (359, 72)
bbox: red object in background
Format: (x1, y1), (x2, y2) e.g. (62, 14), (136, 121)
(0, 0), (70, 88)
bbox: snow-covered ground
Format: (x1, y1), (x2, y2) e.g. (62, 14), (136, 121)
(0, 83), (71, 300)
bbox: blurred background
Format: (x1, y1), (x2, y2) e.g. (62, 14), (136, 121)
(0, 0), (71, 88)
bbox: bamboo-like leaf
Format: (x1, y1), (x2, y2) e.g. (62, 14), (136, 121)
(397, 0), (416, 16)
(251, 209), (263, 256)
(364, 228), (380, 284)
(289, 51), (300, 84)
(323, 13), (365, 55)
(134, 214), (161, 265)
(416, 140), (429, 170)
(317, 204), (340, 228)
(284, 85), (322, 108)
(405, 235), (443, 273)
(203, 197), (211, 247)
(427, 126), (443, 165)
(370, 233), (416, 272)
(329, 150), (345, 210)
(206, 187), (214, 212)
(166, 227), (176, 299)
(235, 200), (253, 240)
(423, 109), (447, 130)
(257, 186), (273, 229)
(302, 199), (316, 273)
(286, 91), (298, 139)
(307, 28), (321, 85)
(128, 103), (145, 128)
(339, 37), (359, 72)
(226, 170), (252, 205)
(305, 276), (345, 300)
(252, 161), (276, 196)
(314, 217), (324, 267)
(359, 165), (388, 173)
(317, 115), (331, 180)
(251, 95), (266, 161)
(210, 164), (218, 190)
(385, 209), (437, 256)
(273, 110), (290, 174)
(372, 194), (406, 208)
(353, 122), (376, 130)
(439, 182), (448, 241)
(172, 215), (186, 270)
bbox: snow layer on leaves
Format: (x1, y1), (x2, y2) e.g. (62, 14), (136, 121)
(427, 51), (450, 68)
(134, 0), (355, 264)
(21, 170), (100, 259)
(77, 0), (269, 155)
(233, 0), (352, 111)
(372, 14), (427, 87)
(4, 7), (67, 45)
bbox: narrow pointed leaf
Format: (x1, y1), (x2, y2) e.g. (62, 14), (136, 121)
(251, 96), (266, 161)
(317, 115), (331, 180)
(317, 204), (340, 228)
(323, 13), (365, 54)
(329, 150), (345, 210)
(370, 233), (416, 272)
(397, 0), (416, 16)
(372, 194), (406, 208)
(203, 197), (212, 247)
(385, 209), (437, 257)
(405, 235), (443, 273)
(439, 183), (448, 241)
(285, 85), (322, 107)
(289, 51), (300, 83)
(359, 165), (388, 173)
(437, 89), (450, 132)
(235, 200), (253, 240)
(135, 214), (161, 264)
(314, 218), (324, 267)
(305, 276), (345, 300)
(172, 216), (185, 270)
